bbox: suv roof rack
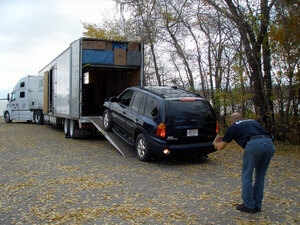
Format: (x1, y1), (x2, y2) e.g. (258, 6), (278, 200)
(139, 86), (203, 99)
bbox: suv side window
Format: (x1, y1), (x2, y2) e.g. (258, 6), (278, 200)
(138, 94), (146, 114)
(119, 90), (134, 107)
(145, 95), (160, 118)
(131, 91), (145, 112)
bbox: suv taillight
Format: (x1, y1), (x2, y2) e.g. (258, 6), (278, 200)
(216, 121), (219, 134)
(156, 123), (166, 137)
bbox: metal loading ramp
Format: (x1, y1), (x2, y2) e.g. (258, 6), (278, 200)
(88, 117), (136, 157)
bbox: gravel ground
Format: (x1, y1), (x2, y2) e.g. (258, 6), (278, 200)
(0, 118), (299, 224)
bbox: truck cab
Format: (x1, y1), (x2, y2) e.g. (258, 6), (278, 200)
(4, 75), (44, 124)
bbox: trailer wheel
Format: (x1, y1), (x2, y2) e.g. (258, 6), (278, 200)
(64, 119), (70, 138)
(34, 111), (43, 125)
(135, 133), (151, 162)
(69, 120), (78, 139)
(4, 112), (12, 123)
(103, 110), (112, 131)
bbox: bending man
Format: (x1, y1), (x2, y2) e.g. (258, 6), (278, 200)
(213, 113), (275, 213)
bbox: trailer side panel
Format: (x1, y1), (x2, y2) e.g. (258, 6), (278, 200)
(43, 72), (48, 113)
(54, 50), (70, 115)
(70, 40), (81, 119)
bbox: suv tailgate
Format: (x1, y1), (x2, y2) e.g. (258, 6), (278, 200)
(165, 99), (217, 144)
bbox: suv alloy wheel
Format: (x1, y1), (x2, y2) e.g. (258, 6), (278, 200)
(136, 133), (151, 162)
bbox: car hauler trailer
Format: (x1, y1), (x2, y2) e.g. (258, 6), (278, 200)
(39, 37), (144, 140)
(3, 75), (44, 124)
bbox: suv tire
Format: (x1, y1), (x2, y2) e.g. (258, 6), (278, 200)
(103, 110), (112, 131)
(136, 133), (151, 162)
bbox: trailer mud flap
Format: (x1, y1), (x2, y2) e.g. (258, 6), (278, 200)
(88, 117), (136, 157)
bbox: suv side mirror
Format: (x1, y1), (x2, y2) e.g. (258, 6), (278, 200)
(110, 96), (119, 102)
(7, 93), (10, 102)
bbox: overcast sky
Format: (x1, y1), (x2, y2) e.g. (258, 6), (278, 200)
(0, 0), (116, 98)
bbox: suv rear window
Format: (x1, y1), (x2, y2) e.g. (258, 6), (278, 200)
(166, 100), (215, 123)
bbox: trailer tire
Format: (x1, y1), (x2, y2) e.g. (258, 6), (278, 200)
(103, 110), (112, 131)
(34, 111), (43, 125)
(135, 133), (151, 162)
(4, 111), (12, 123)
(64, 119), (70, 138)
(69, 120), (78, 139)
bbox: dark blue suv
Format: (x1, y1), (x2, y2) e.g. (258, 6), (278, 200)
(103, 86), (218, 161)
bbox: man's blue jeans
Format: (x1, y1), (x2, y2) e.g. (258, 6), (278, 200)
(242, 138), (275, 209)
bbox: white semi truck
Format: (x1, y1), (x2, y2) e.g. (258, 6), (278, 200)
(4, 75), (44, 124)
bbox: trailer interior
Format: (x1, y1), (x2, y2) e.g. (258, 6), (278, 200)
(82, 67), (140, 116)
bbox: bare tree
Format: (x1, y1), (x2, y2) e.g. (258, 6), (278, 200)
(205, 0), (275, 130)
(158, 0), (196, 91)
(116, 0), (163, 85)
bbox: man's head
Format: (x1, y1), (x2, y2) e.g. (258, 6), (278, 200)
(231, 112), (243, 124)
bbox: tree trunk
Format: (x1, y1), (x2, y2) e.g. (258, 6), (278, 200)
(165, 25), (195, 91)
(262, 34), (274, 129)
(149, 40), (161, 86)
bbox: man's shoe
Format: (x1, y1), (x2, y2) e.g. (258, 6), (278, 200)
(236, 203), (256, 213)
(255, 206), (261, 212)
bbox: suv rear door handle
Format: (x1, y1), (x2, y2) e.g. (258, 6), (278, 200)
(123, 111), (126, 115)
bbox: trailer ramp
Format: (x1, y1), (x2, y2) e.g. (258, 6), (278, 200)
(88, 117), (136, 157)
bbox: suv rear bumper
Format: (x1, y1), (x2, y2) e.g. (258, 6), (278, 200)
(148, 136), (216, 156)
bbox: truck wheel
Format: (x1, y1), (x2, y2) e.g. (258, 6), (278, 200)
(69, 120), (78, 139)
(64, 119), (70, 138)
(103, 110), (112, 131)
(4, 112), (12, 123)
(135, 133), (151, 162)
(34, 111), (43, 125)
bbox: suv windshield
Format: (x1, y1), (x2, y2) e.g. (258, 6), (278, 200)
(166, 100), (215, 123)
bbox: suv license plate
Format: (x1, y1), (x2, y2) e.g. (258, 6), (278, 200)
(187, 129), (198, 137)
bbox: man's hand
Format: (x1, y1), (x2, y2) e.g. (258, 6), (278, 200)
(213, 135), (227, 150)
(214, 135), (223, 143)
